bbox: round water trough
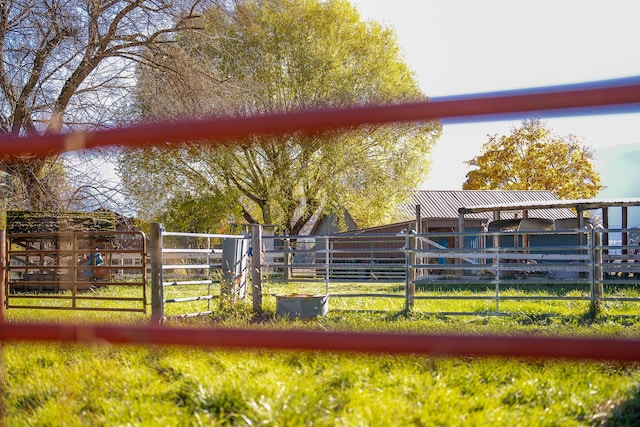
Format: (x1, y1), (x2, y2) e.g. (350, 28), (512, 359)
(276, 294), (328, 319)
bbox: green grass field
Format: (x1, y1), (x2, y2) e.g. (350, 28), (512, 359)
(2, 281), (640, 426)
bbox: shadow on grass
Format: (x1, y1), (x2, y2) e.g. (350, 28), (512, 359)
(317, 308), (640, 330)
(409, 279), (640, 295)
(592, 386), (640, 426)
(413, 281), (591, 296)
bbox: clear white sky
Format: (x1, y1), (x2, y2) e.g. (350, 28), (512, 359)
(350, 0), (640, 189)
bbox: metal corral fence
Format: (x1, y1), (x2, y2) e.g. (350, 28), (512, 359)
(257, 227), (640, 314)
(151, 225), (250, 319)
(3, 225), (637, 318)
(148, 224), (640, 318)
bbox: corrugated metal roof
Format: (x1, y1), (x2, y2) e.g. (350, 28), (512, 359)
(458, 197), (640, 214)
(397, 190), (576, 222)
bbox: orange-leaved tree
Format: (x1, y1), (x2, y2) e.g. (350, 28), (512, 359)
(463, 118), (602, 199)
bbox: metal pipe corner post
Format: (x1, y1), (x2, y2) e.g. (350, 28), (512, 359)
(150, 222), (164, 323)
(283, 237), (290, 282)
(251, 224), (263, 313)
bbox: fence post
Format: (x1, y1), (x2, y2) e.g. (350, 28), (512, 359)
(206, 236), (212, 313)
(251, 224), (263, 313)
(0, 229), (5, 322)
(590, 228), (603, 315)
(150, 222), (164, 323)
(405, 225), (416, 312)
(324, 236), (330, 294)
(416, 205), (422, 278)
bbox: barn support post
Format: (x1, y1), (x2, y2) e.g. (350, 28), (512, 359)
(622, 206), (629, 257)
(577, 208), (585, 247)
(602, 207), (609, 256)
(0, 229), (5, 322)
(324, 236), (330, 294)
(457, 212), (465, 275)
(522, 210), (530, 249)
(150, 222), (164, 323)
(492, 211), (501, 312)
(251, 224), (263, 313)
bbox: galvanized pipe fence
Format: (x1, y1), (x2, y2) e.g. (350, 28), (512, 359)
(149, 224), (640, 319)
(261, 227), (639, 313)
(149, 223), (250, 320)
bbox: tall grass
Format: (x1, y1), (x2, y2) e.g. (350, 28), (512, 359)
(3, 281), (640, 426)
(4, 341), (640, 426)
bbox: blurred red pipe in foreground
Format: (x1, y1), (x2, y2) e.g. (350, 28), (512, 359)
(1, 78), (640, 157)
(1, 322), (639, 361)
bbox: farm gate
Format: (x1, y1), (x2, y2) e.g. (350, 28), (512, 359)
(4, 230), (147, 313)
(151, 226), (250, 319)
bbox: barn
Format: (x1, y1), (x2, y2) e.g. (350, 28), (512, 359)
(308, 190), (576, 276)
(312, 190), (575, 236)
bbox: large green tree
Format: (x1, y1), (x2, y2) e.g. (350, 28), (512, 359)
(463, 118), (602, 199)
(121, 0), (441, 234)
(0, 0), (206, 211)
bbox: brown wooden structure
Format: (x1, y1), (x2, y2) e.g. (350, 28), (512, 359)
(4, 231), (147, 312)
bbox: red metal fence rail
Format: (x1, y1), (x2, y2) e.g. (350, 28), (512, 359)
(1, 77), (640, 157)
(1, 323), (640, 362)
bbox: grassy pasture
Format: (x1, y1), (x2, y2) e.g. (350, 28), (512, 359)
(2, 281), (640, 426)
